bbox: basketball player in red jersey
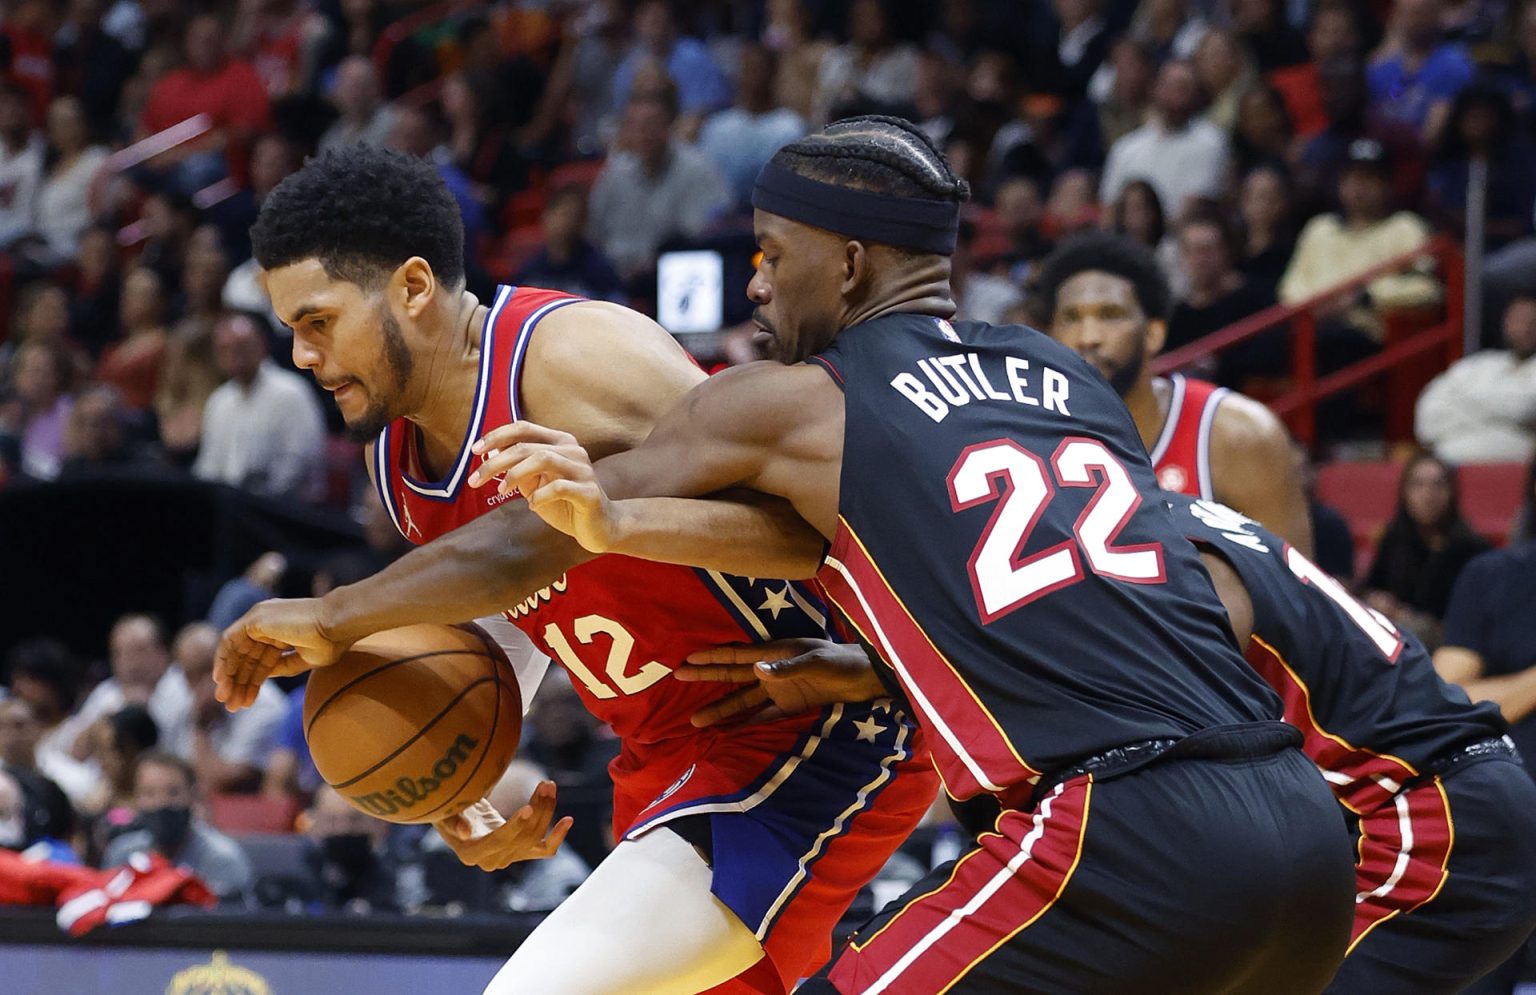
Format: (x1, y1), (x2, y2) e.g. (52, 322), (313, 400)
(1033, 232), (1316, 554)
(214, 146), (937, 994)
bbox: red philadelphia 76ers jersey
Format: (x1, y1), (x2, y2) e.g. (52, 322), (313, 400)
(370, 286), (836, 747)
(1148, 373), (1229, 499)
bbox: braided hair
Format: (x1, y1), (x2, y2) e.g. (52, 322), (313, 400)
(769, 115), (971, 205)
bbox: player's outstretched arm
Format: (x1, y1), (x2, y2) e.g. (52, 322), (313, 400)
(473, 362), (838, 576)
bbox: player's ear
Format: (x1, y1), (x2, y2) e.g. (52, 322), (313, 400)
(1145, 318), (1168, 358)
(841, 241), (872, 295)
(396, 257), (436, 318)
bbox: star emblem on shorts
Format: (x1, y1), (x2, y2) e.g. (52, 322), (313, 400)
(853, 714), (886, 743)
(758, 585), (793, 620)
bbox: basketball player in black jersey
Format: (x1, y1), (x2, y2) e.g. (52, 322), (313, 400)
(469, 117), (1357, 993)
(674, 494), (1536, 994)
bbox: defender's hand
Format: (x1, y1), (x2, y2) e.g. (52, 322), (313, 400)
(679, 639), (889, 727)
(470, 422), (619, 553)
(433, 784), (573, 871)
(214, 598), (349, 711)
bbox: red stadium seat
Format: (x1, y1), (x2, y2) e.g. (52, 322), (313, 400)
(1315, 459), (1526, 570)
(1315, 460), (1401, 567)
(209, 794), (303, 836)
(1458, 462), (1526, 547)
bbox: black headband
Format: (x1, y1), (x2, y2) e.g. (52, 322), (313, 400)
(751, 160), (960, 255)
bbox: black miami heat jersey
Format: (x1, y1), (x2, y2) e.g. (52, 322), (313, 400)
(1170, 494), (1506, 811)
(810, 313), (1282, 800)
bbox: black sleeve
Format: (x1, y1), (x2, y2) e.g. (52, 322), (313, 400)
(1441, 554), (1493, 654)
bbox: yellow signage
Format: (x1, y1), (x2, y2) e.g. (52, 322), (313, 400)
(166, 950), (273, 995)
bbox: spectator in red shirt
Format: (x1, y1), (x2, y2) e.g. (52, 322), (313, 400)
(1269, 1), (1363, 142)
(138, 13), (271, 193)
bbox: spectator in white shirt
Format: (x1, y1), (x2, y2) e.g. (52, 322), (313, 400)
(34, 96), (108, 263)
(152, 622), (286, 795)
(813, 0), (921, 125)
(318, 56), (395, 155)
(1100, 60), (1230, 220)
(193, 311), (326, 503)
(1417, 295), (1536, 464)
(62, 614), (173, 762)
(0, 81), (43, 249)
(587, 90), (730, 282)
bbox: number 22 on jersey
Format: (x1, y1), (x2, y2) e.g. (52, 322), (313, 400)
(948, 437), (1166, 623)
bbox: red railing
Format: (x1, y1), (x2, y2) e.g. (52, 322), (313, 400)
(1152, 235), (1464, 446)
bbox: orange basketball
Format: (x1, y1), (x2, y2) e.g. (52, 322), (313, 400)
(303, 623), (521, 824)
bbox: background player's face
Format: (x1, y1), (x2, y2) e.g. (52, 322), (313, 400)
(1047, 270), (1163, 396)
(263, 259), (416, 442)
(748, 211), (848, 363)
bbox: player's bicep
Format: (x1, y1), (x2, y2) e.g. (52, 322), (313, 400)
(1211, 401), (1314, 556)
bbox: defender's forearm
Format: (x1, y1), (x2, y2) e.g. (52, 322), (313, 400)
(605, 492), (824, 580)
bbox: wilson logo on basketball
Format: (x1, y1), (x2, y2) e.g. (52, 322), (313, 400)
(349, 732), (479, 818)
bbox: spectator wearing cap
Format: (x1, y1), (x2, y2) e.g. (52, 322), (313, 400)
(1280, 137), (1438, 342)
(1416, 295), (1536, 464)
(698, 44), (806, 215)
(612, 0), (730, 128)
(1100, 60), (1230, 222)
(587, 89), (730, 284)
(1367, 0), (1475, 144)
(193, 311), (326, 504)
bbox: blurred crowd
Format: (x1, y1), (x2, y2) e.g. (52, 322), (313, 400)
(0, 0), (1534, 931)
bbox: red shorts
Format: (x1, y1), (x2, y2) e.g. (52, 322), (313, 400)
(609, 701), (938, 994)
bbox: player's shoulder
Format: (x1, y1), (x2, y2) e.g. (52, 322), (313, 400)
(679, 361), (838, 443)
(517, 298), (704, 421)
(1209, 388), (1291, 454)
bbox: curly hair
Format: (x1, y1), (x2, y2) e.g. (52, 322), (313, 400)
(769, 115), (971, 204)
(250, 144), (465, 289)
(1030, 230), (1172, 322)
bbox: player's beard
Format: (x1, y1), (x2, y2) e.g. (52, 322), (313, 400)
(1105, 341), (1144, 398)
(342, 308), (416, 443)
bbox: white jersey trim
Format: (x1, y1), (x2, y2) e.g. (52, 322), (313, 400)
(1147, 373), (1187, 467)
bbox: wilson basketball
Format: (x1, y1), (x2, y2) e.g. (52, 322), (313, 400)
(303, 624), (521, 824)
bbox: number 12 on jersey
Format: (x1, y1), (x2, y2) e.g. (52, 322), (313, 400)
(948, 437), (1166, 623)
